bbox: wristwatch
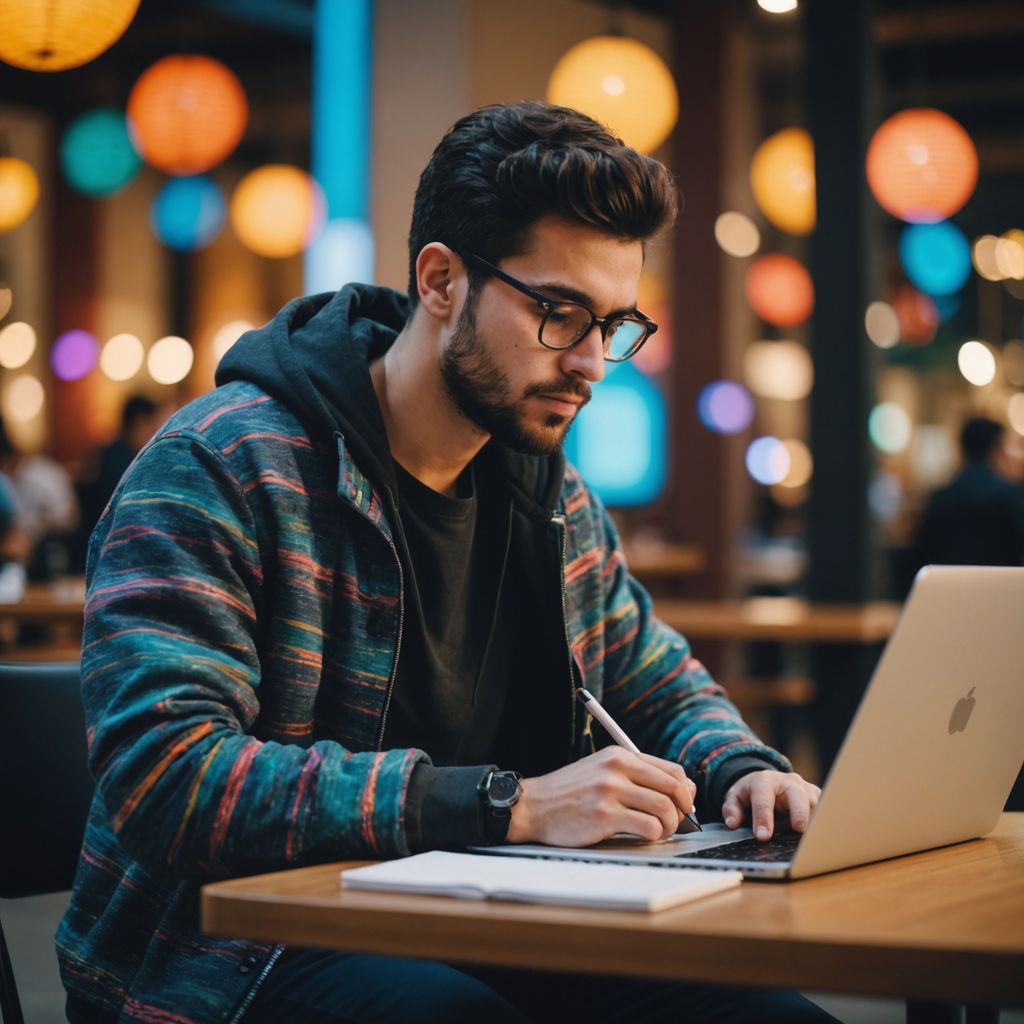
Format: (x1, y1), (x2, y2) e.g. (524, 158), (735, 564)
(477, 769), (523, 844)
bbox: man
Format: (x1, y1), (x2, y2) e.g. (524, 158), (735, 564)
(912, 416), (1024, 571)
(59, 103), (830, 1023)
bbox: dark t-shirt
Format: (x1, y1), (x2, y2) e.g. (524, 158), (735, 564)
(382, 459), (510, 766)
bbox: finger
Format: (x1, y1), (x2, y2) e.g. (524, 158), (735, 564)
(782, 783), (812, 833)
(631, 753), (695, 812)
(613, 808), (673, 843)
(749, 781), (777, 841)
(721, 788), (746, 829)
(622, 782), (683, 838)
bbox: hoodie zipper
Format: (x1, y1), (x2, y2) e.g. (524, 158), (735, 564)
(375, 492), (406, 751)
(472, 499), (514, 705)
(550, 513), (578, 756)
(227, 944), (284, 1024)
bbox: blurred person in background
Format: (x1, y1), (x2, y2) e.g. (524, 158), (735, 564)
(59, 102), (831, 1024)
(75, 394), (167, 555)
(0, 414), (79, 580)
(911, 416), (1024, 573)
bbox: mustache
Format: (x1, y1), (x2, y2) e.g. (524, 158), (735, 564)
(524, 378), (592, 406)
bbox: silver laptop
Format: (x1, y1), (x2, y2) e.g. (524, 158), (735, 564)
(479, 566), (1024, 880)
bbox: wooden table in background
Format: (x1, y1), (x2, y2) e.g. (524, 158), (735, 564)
(622, 542), (706, 585)
(653, 596), (901, 643)
(202, 815), (1024, 1014)
(0, 578), (85, 661)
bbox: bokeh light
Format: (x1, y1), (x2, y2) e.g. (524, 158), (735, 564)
(0, 321), (36, 369)
(60, 108), (141, 198)
(714, 211), (760, 258)
(5, 374), (44, 422)
(212, 320), (255, 361)
(1008, 393), (1024, 436)
(0, 284), (11, 320)
(100, 333), (144, 381)
(866, 108), (978, 223)
(148, 335), (194, 385)
(230, 165), (326, 258)
(52, 329), (100, 381)
(697, 380), (754, 435)
(779, 439), (813, 488)
(128, 54), (249, 175)
(994, 234), (1024, 280)
(0, 158), (40, 232)
(957, 340), (996, 387)
(899, 221), (970, 295)
(742, 340), (813, 400)
(546, 36), (678, 154)
(1003, 340), (1024, 386)
(932, 292), (961, 323)
(744, 254), (814, 327)
(869, 402), (912, 454)
(865, 301), (901, 349)
(757, 0), (798, 10)
(750, 127), (815, 235)
(151, 175), (226, 251)
(0, 0), (140, 71)
(745, 436), (790, 485)
(972, 235), (1002, 281)
(891, 285), (938, 345)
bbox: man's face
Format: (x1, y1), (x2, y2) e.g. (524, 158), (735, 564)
(440, 216), (645, 456)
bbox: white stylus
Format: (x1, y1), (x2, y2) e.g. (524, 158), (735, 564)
(577, 687), (701, 831)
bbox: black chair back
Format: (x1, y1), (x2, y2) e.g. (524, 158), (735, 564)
(0, 661), (91, 1024)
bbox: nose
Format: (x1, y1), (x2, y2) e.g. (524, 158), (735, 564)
(558, 323), (606, 384)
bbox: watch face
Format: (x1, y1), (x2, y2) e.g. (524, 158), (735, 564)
(488, 773), (521, 807)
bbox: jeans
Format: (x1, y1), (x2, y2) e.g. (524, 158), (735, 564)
(242, 946), (841, 1023)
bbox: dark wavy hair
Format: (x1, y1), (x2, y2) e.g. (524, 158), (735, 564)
(407, 101), (680, 308)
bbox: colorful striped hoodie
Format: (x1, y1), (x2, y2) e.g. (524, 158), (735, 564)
(57, 284), (790, 1023)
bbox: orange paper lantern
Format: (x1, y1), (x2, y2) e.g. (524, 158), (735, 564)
(744, 254), (814, 327)
(230, 165), (326, 259)
(866, 108), (978, 223)
(750, 127), (816, 236)
(127, 55), (248, 175)
(0, 157), (40, 231)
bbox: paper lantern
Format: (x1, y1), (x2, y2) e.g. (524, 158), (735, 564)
(750, 128), (815, 236)
(0, 158), (40, 232)
(230, 165), (326, 258)
(60, 108), (141, 198)
(899, 221), (971, 296)
(547, 36), (678, 154)
(744, 254), (814, 327)
(891, 284), (938, 346)
(0, 0), (140, 72)
(128, 55), (248, 175)
(151, 175), (226, 251)
(866, 108), (978, 223)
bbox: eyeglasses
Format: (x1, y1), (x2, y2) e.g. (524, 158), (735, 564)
(458, 250), (657, 363)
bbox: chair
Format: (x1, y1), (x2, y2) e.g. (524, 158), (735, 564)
(0, 662), (92, 1024)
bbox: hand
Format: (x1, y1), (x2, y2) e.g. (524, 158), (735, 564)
(721, 770), (821, 842)
(506, 746), (697, 848)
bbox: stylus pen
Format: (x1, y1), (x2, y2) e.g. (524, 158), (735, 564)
(576, 687), (702, 832)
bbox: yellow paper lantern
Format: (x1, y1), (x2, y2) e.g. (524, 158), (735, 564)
(0, 158), (40, 232)
(744, 254), (814, 327)
(230, 165), (326, 259)
(866, 108), (978, 223)
(0, 0), (140, 72)
(750, 128), (815, 235)
(547, 36), (678, 154)
(128, 55), (248, 176)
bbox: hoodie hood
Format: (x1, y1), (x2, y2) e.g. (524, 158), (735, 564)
(215, 283), (565, 519)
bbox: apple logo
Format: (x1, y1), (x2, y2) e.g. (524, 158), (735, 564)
(948, 687), (976, 735)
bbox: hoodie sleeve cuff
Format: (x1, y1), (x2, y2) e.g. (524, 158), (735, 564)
(404, 763), (497, 852)
(705, 755), (788, 818)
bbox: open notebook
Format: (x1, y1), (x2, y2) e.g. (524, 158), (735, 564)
(341, 851), (742, 913)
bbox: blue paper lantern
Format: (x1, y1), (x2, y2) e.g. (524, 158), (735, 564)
(60, 108), (142, 199)
(151, 175), (226, 251)
(564, 362), (666, 507)
(899, 221), (971, 296)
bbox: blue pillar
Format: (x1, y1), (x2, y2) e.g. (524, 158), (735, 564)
(304, 0), (375, 294)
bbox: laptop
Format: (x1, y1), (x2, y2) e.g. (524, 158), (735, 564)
(478, 566), (1024, 880)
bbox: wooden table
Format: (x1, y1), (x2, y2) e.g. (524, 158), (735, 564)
(0, 578), (85, 661)
(622, 541), (706, 583)
(202, 814), (1024, 1012)
(653, 596), (901, 643)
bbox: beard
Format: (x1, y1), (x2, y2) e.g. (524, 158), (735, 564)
(440, 293), (592, 457)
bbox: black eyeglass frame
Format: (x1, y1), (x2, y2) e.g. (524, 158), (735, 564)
(457, 249), (658, 363)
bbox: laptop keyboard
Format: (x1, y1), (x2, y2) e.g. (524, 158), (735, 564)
(679, 832), (802, 863)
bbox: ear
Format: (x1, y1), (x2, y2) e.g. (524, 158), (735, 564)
(414, 243), (463, 321)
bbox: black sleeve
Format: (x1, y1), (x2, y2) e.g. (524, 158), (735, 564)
(404, 762), (497, 851)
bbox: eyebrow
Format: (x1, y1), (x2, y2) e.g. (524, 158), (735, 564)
(530, 280), (640, 319)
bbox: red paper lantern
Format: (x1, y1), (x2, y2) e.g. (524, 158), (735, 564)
(891, 285), (938, 346)
(127, 55), (248, 175)
(866, 108), (978, 224)
(744, 254), (814, 328)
